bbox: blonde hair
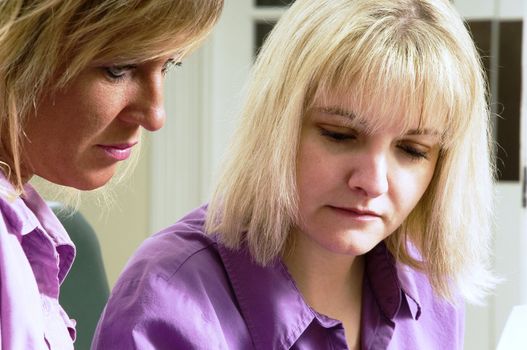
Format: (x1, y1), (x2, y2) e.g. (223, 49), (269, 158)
(207, 0), (496, 303)
(0, 0), (223, 192)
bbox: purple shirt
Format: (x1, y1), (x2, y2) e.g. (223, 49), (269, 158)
(93, 206), (464, 349)
(0, 174), (76, 349)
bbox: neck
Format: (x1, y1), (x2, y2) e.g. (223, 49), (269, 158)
(283, 234), (364, 311)
(283, 234), (364, 322)
(283, 232), (364, 348)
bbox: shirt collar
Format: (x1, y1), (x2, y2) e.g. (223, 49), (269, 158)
(0, 173), (41, 236)
(21, 185), (73, 247)
(396, 262), (423, 320)
(0, 173), (75, 282)
(22, 184), (76, 283)
(365, 242), (422, 320)
(218, 239), (423, 350)
(218, 242), (316, 350)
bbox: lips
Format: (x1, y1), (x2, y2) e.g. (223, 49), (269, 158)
(329, 205), (382, 219)
(97, 142), (137, 161)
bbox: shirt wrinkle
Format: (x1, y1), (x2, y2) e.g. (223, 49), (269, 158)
(0, 191), (39, 238)
(395, 246), (429, 322)
(400, 288), (422, 320)
(93, 205), (465, 350)
(313, 312), (340, 328)
(22, 184), (74, 248)
(220, 237), (421, 349)
(3, 179), (75, 284)
(166, 243), (217, 282)
(218, 244), (275, 349)
(56, 244), (75, 283)
(219, 243), (314, 350)
(0, 173), (76, 349)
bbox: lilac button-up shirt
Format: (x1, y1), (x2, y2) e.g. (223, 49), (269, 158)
(0, 174), (76, 349)
(93, 206), (464, 349)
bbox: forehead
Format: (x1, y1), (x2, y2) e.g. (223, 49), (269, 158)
(93, 49), (183, 67)
(94, 33), (189, 65)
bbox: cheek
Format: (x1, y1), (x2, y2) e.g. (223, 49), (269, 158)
(57, 76), (125, 130)
(296, 140), (332, 197)
(296, 147), (351, 222)
(392, 167), (435, 214)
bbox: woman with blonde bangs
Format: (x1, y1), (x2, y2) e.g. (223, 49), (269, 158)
(0, 0), (223, 349)
(95, 0), (495, 349)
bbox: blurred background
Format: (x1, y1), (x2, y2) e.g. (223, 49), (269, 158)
(49, 1), (525, 349)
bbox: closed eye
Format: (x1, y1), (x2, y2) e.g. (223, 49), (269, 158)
(398, 144), (429, 160)
(319, 128), (356, 142)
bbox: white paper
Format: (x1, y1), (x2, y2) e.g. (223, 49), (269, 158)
(496, 305), (527, 350)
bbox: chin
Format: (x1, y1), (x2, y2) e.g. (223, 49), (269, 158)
(328, 245), (372, 257)
(51, 172), (115, 191)
(79, 174), (115, 190)
(73, 181), (110, 191)
(330, 235), (383, 257)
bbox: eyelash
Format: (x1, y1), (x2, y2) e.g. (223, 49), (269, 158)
(162, 60), (182, 76)
(319, 128), (429, 160)
(320, 129), (356, 141)
(398, 144), (429, 160)
(103, 60), (182, 81)
(104, 65), (134, 81)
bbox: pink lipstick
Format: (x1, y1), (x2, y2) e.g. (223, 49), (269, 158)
(98, 143), (136, 161)
(329, 206), (381, 221)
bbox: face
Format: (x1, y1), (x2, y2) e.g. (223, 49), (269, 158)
(292, 93), (441, 259)
(22, 55), (176, 190)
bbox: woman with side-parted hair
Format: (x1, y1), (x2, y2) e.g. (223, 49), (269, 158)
(94, 0), (496, 348)
(0, 1), (222, 349)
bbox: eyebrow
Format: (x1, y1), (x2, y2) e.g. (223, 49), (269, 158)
(315, 106), (440, 136)
(316, 106), (357, 120)
(406, 129), (440, 136)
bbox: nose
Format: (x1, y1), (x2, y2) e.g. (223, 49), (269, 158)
(123, 73), (166, 132)
(348, 150), (389, 198)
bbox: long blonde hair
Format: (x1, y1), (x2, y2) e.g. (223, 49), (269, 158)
(0, 0), (223, 192)
(207, 0), (495, 303)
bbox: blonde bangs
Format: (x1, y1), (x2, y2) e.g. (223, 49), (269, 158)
(56, 0), (222, 86)
(311, 11), (475, 149)
(207, 0), (496, 302)
(0, 0), (222, 192)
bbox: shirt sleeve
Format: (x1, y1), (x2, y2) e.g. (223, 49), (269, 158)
(92, 237), (239, 350)
(92, 275), (202, 350)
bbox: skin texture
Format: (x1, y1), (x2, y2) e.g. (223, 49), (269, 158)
(285, 93), (441, 348)
(292, 94), (440, 260)
(21, 55), (176, 190)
